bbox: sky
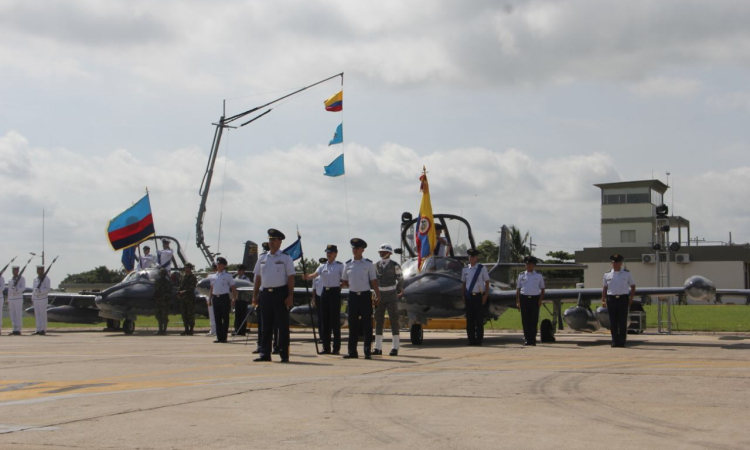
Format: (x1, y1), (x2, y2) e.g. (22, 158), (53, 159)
(1, 0), (750, 279)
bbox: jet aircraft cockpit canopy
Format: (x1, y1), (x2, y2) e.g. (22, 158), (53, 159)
(399, 213), (477, 260)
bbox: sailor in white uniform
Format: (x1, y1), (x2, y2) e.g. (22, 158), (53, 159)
(341, 238), (380, 359)
(137, 246), (156, 270)
(516, 256), (545, 346)
(31, 265), (51, 335)
(157, 239), (174, 269)
(7, 266), (25, 335)
(602, 253), (636, 348)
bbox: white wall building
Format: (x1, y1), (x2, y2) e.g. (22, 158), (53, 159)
(576, 180), (750, 304)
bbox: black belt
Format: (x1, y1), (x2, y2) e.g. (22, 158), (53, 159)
(470, 292), (483, 296)
(351, 291), (370, 295)
(264, 286), (287, 292)
(324, 287), (340, 291)
(608, 295), (625, 299)
(522, 295), (539, 299)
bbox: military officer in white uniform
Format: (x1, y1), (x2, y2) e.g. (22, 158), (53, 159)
(7, 266), (25, 335)
(434, 223), (450, 257)
(211, 257), (237, 343)
(157, 239), (174, 269)
(137, 246), (156, 270)
(516, 256), (545, 346)
(252, 229), (296, 363)
(304, 245), (345, 354)
(461, 249), (490, 345)
(205, 263), (217, 337)
(341, 238), (380, 359)
(31, 265), (51, 335)
(602, 254), (636, 348)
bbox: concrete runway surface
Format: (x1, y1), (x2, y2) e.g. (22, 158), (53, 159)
(0, 329), (749, 450)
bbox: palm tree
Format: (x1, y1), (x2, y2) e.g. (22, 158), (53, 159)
(508, 226), (530, 262)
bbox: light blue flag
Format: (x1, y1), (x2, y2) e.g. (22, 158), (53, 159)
(328, 123), (343, 146)
(324, 154), (345, 177)
(283, 237), (303, 261)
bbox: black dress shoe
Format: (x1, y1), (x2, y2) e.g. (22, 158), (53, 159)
(39, 331), (46, 336)
(389, 349), (398, 356)
(279, 358), (289, 363)
(331, 350), (340, 355)
(364, 355), (372, 360)
(253, 356), (271, 362)
(213, 339), (221, 343)
(342, 354), (358, 359)
(252, 348), (261, 354)
(372, 349), (382, 356)
(271, 349), (280, 355)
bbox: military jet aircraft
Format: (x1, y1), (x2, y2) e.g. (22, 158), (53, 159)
(397, 214), (750, 344)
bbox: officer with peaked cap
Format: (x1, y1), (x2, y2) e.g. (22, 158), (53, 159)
(373, 243), (404, 356)
(158, 239), (174, 269)
(206, 263), (218, 337)
(602, 254), (636, 347)
(341, 238), (380, 359)
(304, 245), (345, 354)
(7, 266), (25, 335)
(516, 256), (545, 346)
(211, 257), (237, 343)
(434, 223), (451, 257)
(31, 265), (51, 335)
(461, 249), (490, 345)
(253, 229), (295, 362)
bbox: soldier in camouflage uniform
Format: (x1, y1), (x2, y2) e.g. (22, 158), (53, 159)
(153, 268), (172, 335)
(373, 244), (404, 356)
(178, 263), (198, 336)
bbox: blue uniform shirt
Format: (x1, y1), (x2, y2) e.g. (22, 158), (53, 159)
(517, 271), (545, 295)
(342, 258), (377, 292)
(603, 270), (635, 296)
(253, 250), (295, 288)
(317, 261), (345, 288)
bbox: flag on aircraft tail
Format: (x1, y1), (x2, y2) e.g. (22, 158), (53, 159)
(283, 237), (303, 261)
(107, 194), (156, 251)
(329, 123), (343, 146)
(121, 247), (137, 272)
(324, 90), (343, 112)
(415, 169), (437, 269)
(324, 154), (345, 177)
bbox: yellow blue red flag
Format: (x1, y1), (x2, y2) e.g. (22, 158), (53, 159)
(416, 168), (436, 269)
(324, 91), (343, 112)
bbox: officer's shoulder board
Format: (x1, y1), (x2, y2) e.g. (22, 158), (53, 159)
(624, 269), (630, 272)
(334, 261), (343, 265)
(345, 259), (352, 263)
(364, 258), (372, 263)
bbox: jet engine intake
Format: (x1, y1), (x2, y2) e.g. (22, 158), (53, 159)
(683, 276), (716, 302)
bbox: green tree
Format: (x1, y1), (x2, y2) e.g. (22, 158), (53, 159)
(294, 257), (321, 287)
(545, 250), (574, 262)
(476, 240), (499, 263)
(509, 225), (530, 262)
(61, 266), (124, 284)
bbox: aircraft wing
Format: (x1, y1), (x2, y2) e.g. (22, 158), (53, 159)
(23, 292), (98, 304)
(236, 286), (351, 304)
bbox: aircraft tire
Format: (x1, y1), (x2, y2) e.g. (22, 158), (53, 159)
(410, 323), (423, 345)
(540, 319), (555, 343)
(123, 319), (135, 335)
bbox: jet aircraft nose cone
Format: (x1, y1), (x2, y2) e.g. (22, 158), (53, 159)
(684, 275), (716, 302)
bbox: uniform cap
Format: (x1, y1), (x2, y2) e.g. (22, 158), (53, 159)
(36, 265), (45, 269)
(12, 266), (19, 269)
(325, 244), (338, 253)
(143, 246), (150, 250)
(378, 243), (394, 254)
(350, 238), (367, 248)
(161, 239), (170, 244)
(318, 257), (328, 264)
(216, 257), (228, 265)
(237, 264), (246, 271)
(523, 256), (538, 264)
(184, 263), (195, 270)
(467, 249), (480, 257)
(261, 242), (270, 251)
(610, 254), (624, 262)
(267, 229), (286, 240)
(435, 223), (444, 231)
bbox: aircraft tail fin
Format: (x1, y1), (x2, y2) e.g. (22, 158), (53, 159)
(242, 241), (258, 274)
(488, 225), (513, 284)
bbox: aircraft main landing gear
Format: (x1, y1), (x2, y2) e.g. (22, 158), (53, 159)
(123, 319), (135, 335)
(540, 319), (555, 343)
(410, 323), (423, 345)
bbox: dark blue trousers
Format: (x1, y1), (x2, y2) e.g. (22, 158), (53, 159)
(347, 291), (372, 357)
(260, 286), (290, 359)
(321, 287), (342, 353)
(465, 294), (484, 344)
(607, 296), (629, 346)
(520, 295), (540, 344)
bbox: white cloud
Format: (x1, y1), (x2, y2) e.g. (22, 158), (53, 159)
(706, 91), (750, 112)
(630, 77), (702, 98)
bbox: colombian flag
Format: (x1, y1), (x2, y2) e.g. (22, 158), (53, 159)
(415, 169), (436, 269)
(107, 194), (156, 251)
(324, 90), (343, 112)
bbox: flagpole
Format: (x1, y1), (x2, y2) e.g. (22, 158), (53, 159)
(297, 228), (320, 355)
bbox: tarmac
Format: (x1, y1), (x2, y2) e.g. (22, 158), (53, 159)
(1, 328), (749, 450)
